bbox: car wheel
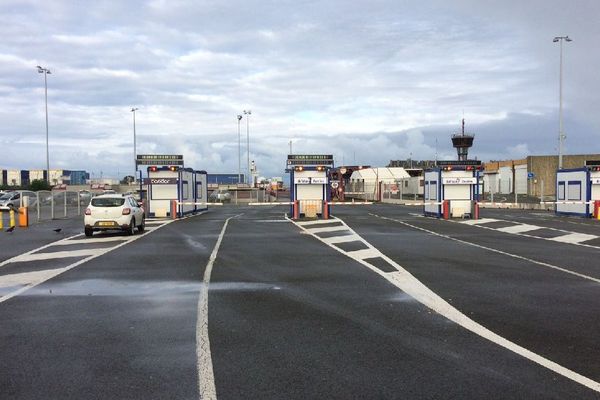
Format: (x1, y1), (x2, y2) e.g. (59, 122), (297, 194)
(126, 219), (135, 236)
(84, 227), (93, 237)
(137, 215), (145, 233)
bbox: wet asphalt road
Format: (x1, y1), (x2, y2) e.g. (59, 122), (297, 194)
(1, 205), (600, 399)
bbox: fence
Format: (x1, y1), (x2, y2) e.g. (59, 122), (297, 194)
(209, 189), (290, 204)
(0, 190), (94, 226)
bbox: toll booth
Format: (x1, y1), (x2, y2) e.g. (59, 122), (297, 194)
(146, 166), (208, 218)
(424, 161), (481, 218)
(287, 154), (333, 219)
(555, 161), (600, 217)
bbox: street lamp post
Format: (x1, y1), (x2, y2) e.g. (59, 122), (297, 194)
(131, 107), (139, 181)
(37, 66), (51, 183)
(237, 115), (243, 184)
(553, 35), (572, 169)
(243, 110), (252, 185)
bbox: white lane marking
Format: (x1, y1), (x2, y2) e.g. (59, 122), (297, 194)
(550, 233), (598, 244)
(253, 220), (288, 223)
(57, 237), (130, 245)
(197, 214), (242, 400)
(293, 214), (600, 393)
(322, 234), (361, 244)
(0, 268), (68, 288)
(346, 248), (381, 260)
(496, 224), (540, 234)
(145, 220), (167, 225)
(385, 270), (600, 393)
(0, 233), (81, 269)
(460, 218), (499, 225)
(10, 249), (105, 262)
(0, 220), (175, 304)
(305, 225), (347, 234)
(456, 218), (600, 250)
(295, 218), (338, 226)
(376, 214), (600, 284)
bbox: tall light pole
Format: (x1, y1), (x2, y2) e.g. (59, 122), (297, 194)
(237, 114), (243, 184)
(244, 109), (251, 185)
(37, 66), (51, 183)
(553, 35), (572, 169)
(131, 107), (139, 181)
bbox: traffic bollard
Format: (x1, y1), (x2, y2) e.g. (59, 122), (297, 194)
(171, 200), (178, 219)
(18, 207), (28, 227)
(293, 200), (299, 220)
(442, 200), (450, 220)
(322, 201), (329, 220)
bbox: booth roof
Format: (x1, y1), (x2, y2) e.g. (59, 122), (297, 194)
(350, 167), (410, 182)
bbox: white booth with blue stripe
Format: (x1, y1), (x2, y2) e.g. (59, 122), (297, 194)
(556, 162), (600, 217)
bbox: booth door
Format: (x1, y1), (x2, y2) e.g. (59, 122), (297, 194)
(592, 183), (600, 204)
(444, 185), (472, 218)
(296, 184), (323, 214)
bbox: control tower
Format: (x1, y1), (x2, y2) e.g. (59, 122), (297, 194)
(451, 119), (474, 161)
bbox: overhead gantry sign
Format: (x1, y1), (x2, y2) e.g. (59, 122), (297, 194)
(287, 154), (333, 220)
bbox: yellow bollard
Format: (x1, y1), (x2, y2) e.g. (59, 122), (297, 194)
(0, 210), (3, 229)
(9, 209), (16, 228)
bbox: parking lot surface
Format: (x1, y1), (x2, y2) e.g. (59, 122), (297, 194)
(1, 205), (600, 399)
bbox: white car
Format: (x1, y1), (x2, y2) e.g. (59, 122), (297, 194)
(84, 194), (145, 237)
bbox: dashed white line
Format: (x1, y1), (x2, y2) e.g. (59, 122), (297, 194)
(346, 248), (380, 260)
(0, 268), (68, 288)
(495, 224), (540, 234)
(460, 218), (499, 225)
(305, 225), (347, 234)
(296, 218), (339, 226)
(55, 237), (130, 245)
(322, 234), (361, 244)
(11, 249), (105, 262)
(549, 232), (597, 244)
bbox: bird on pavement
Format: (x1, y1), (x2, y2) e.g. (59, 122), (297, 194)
(53, 228), (62, 233)
(6, 226), (16, 233)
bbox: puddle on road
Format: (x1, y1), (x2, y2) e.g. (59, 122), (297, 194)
(26, 279), (201, 297)
(208, 282), (283, 292)
(387, 292), (418, 303)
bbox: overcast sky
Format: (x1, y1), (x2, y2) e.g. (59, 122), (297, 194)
(1, 0), (599, 179)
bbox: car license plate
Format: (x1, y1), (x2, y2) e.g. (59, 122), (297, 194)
(98, 221), (115, 226)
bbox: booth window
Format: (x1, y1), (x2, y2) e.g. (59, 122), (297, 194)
(567, 181), (581, 201)
(429, 181), (437, 200)
(424, 181), (429, 200)
(196, 182), (203, 199)
(151, 184), (177, 200)
(557, 182), (565, 200)
(182, 181), (189, 200)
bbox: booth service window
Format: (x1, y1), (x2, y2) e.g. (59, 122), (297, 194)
(567, 181), (581, 201)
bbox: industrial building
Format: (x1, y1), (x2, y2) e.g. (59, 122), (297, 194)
(0, 169), (90, 187)
(483, 154), (600, 199)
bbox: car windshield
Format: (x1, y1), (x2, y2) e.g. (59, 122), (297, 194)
(0, 193), (12, 200)
(91, 197), (125, 207)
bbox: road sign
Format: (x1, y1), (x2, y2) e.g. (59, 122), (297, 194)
(331, 181), (339, 189)
(287, 154), (334, 166)
(528, 172), (535, 179)
(136, 154), (184, 166)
